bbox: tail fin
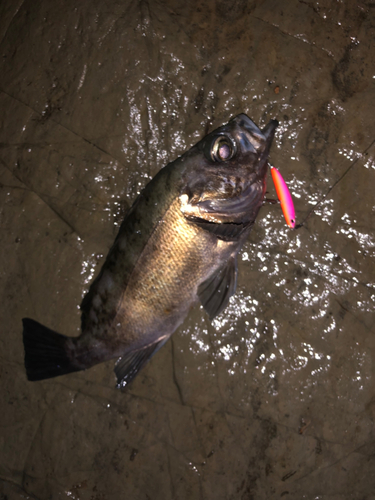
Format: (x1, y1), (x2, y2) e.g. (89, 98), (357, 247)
(22, 318), (80, 381)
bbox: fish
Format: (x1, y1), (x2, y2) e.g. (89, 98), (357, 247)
(22, 114), (278, 388)
(270, 165), (295, 228)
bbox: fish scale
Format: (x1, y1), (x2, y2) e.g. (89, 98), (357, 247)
(121, 196), (227, 332)
(22, 114), (278, 387)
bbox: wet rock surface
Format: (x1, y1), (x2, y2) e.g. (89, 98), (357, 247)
(1, 0), (375, 498)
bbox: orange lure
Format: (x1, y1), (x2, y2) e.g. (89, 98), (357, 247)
(270, 166), (295, 228)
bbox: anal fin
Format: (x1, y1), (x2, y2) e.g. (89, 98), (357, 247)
(114, 336), (169, 388)
(197, 255), (238, 320)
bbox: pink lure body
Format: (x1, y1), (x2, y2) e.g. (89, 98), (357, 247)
(270, 166), (295, 228)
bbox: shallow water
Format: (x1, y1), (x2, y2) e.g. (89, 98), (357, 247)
(1, 0), (375, 498)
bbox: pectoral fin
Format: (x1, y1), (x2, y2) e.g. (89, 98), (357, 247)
(198, 255), (238, 319)
(115, 336), (169, 387)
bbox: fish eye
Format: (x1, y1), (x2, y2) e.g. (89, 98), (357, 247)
(211, 136), (236, 162)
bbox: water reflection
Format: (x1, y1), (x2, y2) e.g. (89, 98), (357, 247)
(80, 252), (103, 287)
(364, 156), (375, 170)
(338, 144), (362, 162)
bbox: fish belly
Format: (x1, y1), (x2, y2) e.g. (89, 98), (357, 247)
(116, 196), (232, 349)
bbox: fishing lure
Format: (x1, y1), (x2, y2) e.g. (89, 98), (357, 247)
(270, 166), (295, 228)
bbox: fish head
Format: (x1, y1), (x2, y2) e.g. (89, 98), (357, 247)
(181, 114), (278, 226)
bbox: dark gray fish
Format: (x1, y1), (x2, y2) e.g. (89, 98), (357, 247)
(22, 114), (278, 387)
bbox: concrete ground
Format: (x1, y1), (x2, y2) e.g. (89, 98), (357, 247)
(1, 0), (375, 498)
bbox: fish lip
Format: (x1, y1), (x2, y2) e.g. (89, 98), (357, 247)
(232, 114), (262, 137)
(230, 114), (278, 154)
(262, 119), (279, 142)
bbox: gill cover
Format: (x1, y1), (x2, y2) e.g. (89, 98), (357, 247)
(181, 114), (279, 234)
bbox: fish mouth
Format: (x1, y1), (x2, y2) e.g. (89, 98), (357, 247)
(231, 114), (278, 155)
